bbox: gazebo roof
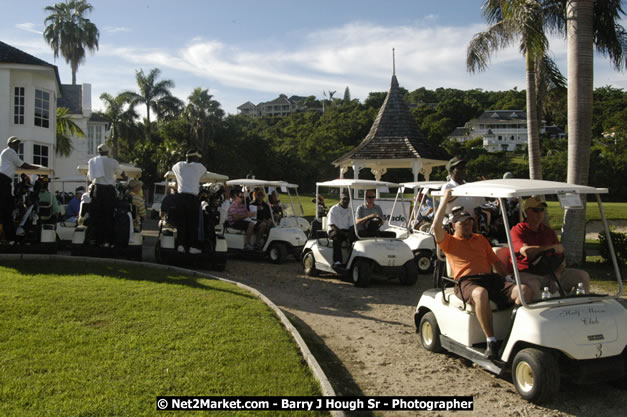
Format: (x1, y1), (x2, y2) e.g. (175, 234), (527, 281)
(333, 75), (448, 167)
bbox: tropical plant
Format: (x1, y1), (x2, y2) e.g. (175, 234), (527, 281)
(98, 92), (139, 158)
(124, 68), (178, 144)
(184, 87), (225, 156)
(43, 0), (99, 85)
(55, 106), (84, 157)
(467, 0), (564, 180)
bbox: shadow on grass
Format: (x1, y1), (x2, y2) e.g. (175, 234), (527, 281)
(284, 311), (375, 417)
(1, 259), (257, 301)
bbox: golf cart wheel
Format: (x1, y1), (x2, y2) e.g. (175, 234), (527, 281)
(302, 251), (319, 276)
(352, 259), (371, 288)
(512, 348), (560, 403)
(269, 242), (288, 264)
(134, 246), (143, 262)
(419, 312), (442, 353)
(155, 241), (164, 264)
(415, 250), (434, 274)
(400, 259), (418, 285)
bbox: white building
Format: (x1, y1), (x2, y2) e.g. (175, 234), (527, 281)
(237, 94), (305, 117)
(448, 110), (564, 152)
(0, 40), (61, 169)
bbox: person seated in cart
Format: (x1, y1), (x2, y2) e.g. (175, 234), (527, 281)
(36, 176), (61, 223)
(355, 189), (384, 237)
(433, 188), (531, 359)
(250, 189), (273, 249)
(171, 149), (207, 254)
(327, 191), (355, 266)
(65, 186), (84, 222)
(268, 190), (283, 221)
(511, 196), (590, 300)
(227, 188), (256, 250)
(128, 179), (146, 229)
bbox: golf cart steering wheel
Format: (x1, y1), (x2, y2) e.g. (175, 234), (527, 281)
(364, 216), (383, 234)
(529, 248), (566, 296)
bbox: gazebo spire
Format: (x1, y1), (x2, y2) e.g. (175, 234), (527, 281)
(392, 48), (396, 76)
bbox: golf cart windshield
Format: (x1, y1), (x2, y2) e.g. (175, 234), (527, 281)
(390, 181), (446, 229)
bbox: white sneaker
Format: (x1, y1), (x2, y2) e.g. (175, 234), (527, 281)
(189, 247), (202, 255)
(334, 261), (342, 266)
(177, 245), (185, 253)
(103, 243), (110, 248)
(8, 241), (16, 246)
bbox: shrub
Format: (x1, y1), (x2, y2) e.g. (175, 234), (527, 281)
(599, 229), (627, 265)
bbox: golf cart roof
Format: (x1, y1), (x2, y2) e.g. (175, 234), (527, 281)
(399, 181), (446, 190)
(316, 179), (399, 189)
(54, 175), (86, 183)
(226, 178), (284, 187)
(77, 163), (142, 180)
(164, 170), (229, 182)
(441, 179), (608, 198)
(16, 165), (53, 176)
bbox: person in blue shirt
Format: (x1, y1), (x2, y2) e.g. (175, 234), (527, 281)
(65, 186), (84, 222)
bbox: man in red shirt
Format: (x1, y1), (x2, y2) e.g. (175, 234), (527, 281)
(434, 189), (530, 359)
(511, 196), (590, 300)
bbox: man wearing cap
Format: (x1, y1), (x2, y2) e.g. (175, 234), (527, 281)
(433, 188), (530, 359)
(327, 190), (355, 266)
(87, 143), (125, 247)
(442, 156), (485, 218)
(128, 179), (146, 229)
(65, 186), (85, 222)
(0, 137), (40, 243)
(511, 196), (590, 300)
(171, 150), (207, 254)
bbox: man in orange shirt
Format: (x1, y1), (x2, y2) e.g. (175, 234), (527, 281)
(433, 189), (531, 359)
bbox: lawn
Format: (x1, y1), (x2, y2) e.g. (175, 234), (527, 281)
(0, 261), (327, 417)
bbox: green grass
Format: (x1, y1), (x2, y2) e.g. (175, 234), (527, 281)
(546, 201), (627, 227)
(0, 261), (327, 417)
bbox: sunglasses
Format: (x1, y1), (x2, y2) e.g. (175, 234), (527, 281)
(366, 195), (375, 199)
(530, 207), (545, 213)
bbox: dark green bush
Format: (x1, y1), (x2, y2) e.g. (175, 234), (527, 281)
(599, 230), (627, 265)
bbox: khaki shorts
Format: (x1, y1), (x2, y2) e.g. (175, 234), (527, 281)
(454, 274), (517, 309)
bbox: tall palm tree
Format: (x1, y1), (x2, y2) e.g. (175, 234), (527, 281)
(467, 0), (563, 180)
(184, 87), (225, 155)
(55, 106), (84, 157)
(552, 0), (626, 265)
(125, 68), (177, 144)
(98, 92), (138, 159)
(43, 0), (99, 85)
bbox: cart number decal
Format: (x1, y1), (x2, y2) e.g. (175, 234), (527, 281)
(595, 343), (603, 358)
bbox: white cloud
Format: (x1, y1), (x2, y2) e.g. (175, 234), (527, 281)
(16, 23), (42, 35)
(103, 26), (131, 33)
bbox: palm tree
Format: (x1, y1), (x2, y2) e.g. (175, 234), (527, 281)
(98, 92), (138, 159)
(125, 68), (177, 144)
(43, 0), (99, 85)
(184, 87), (225, 155)
(467, 0), (563, 180)
(552, 0), (626, 265)
(55, 106), (84, 157)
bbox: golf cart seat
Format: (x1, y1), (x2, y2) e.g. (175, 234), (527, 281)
(225, 225), (247, 234)
(444, 287), (500, 313)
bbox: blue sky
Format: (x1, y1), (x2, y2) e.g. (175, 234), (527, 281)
(2, 0), (625, 115)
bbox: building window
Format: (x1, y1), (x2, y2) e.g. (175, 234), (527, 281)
(34, 89), (50, 128)
(14, 87), (25, 125)
(33, 144), (49, 167)
(498, 136), (502, 141)
(501, 144), (508, 151)
(88, 124), (103, 155)
(17, 143), (24, 160)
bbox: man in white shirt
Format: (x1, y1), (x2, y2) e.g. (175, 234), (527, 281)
(327, 191), (355, 266)
(172, 150), (207, 254)
(0, 137), (40, 244)
(87, 144), (125, 247)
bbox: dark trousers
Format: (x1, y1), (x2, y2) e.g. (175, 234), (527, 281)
(176, 193), (200, 248)
(330, 228), (355, 263)
(0, 173), (16, 241)
(92, 184), (116, 244)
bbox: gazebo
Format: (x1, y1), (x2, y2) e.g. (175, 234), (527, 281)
(332, 74), (449, 184)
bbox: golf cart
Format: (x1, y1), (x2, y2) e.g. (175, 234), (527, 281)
(387, 181), (446, 274)
(301, 179), (417, 287)
(70, 164), (144, 261)
(155, 170), (229, 270)
(223, 178), (307, 263)
(269, 181), (311, 234)
(414, 179), (627, 403)
(0, 166), (58, 254)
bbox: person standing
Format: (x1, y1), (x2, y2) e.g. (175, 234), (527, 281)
(172, 150), (207, 254)
(0, 137), (40, 244)
(87, 144), (125, 247)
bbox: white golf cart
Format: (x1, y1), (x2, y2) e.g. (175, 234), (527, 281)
(70, 164), (144, 261)
(301, 179), (417, 287)
(0, 166), (58, 253)
(155, 170), (229, 270)
(387, 181), (445, 274)
(414, 179), (627, 403)
(223, 178), (308, 264)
